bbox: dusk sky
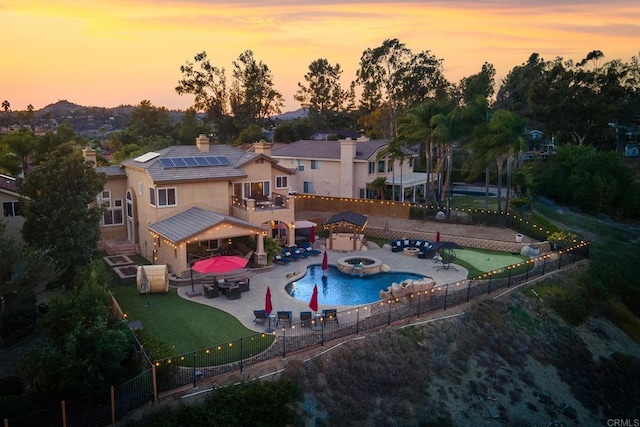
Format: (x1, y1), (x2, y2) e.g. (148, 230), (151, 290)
(1, 0), (639, 112)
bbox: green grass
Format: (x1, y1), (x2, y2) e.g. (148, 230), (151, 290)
(450, 195), (500, 210)
(452, 248), (529, 279)
(110, 283), (270, 355)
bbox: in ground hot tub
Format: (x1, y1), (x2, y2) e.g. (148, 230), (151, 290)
(337, 256), (383, 275)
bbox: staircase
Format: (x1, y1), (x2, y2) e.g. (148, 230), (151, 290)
(103, 239), (138, 256)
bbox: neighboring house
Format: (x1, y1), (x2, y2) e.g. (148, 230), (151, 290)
(311, 129), (362, 141)
(0, 173), (25, 242)
(91, 136), (296, 274)
(269, 137), (432, 202)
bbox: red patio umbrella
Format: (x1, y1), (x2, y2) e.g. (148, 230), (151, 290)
(191, 256), (248, 274)
(309, 284), (319, 312)
(436, 231), (441, 243)
(265, 286), (273, 315)
(310, 226), (316, 243)
(321, 250), (328, 275)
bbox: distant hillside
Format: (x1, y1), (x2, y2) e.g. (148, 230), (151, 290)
(272, 108), (308, 121)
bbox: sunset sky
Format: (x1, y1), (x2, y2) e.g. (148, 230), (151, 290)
(1, 0), (638, 113)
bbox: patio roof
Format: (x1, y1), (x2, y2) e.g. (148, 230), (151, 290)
(325, 211), (368, 228)
(149, 207), (264, 243)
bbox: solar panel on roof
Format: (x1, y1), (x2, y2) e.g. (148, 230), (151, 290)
(183, 157), (198, 166)
(195, 157), (209, 166)
(159, 158), (175, 168)
(172, 158), (188, 167)
(217, 156), (231, 165)
(204, 156), (221, 165)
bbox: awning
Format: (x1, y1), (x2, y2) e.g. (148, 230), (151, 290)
(294, 220), (317, 228)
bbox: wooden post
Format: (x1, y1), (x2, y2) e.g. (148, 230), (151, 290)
(61, 400), (67, 427)
(152, 364), (158, 402)
(111, 386), (116, 425)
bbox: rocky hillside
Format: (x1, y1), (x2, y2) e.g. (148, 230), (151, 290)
(282, 270), (640, 426)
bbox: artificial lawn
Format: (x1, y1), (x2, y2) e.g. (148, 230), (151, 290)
(110, 284), (259, 355)
(452, 248), (529, 279)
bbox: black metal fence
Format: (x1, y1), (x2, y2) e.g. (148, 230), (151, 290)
(5, 243), (589, 427)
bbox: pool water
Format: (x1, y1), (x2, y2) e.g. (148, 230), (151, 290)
(285, 265), (427, 306)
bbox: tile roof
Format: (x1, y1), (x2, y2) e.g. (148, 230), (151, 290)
(270, 139), (391, 161)
(96, 166), (126, 177)
(149, 207), (264, 243)
(121, 145), (252, 183)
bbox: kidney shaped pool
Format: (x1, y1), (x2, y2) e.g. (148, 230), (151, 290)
(285, 264), (427, 306)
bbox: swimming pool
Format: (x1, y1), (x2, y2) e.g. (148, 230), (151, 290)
(285, 264), (427, 306)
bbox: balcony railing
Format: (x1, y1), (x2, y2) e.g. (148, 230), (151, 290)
(231, 192), (291, 211)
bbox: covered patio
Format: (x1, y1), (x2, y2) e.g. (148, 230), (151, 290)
(148, 207), (268, 274)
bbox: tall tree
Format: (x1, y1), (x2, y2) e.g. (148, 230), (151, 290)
(230, 50), (284, 127)
(20, 143), (106, 272)
(176, 51), (230, 138)
(295, 58), (351, 128)
(356, 39), (448, 137)
(127, 100), (172, 138)
(1, 129), (36, 176)
(2, 100), (10, 127)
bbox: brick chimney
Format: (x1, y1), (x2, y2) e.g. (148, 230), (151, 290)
(196, 134), (210, 152)
(82, 146), (97, 166)
(340, 138), (356, 198)
(254, 140), (272, 156)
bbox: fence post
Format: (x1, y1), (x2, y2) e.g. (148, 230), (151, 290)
(466, 280), (471, 303)
(152, 364), (158, 403)
(240, 339), (244, 372)
(443, 284), (448, 311)
(61, 400), (67, 427)
(558, 252), (562, 270)
(507, 267), (512, 288)
(417, 292), (421, 318)
(488, 275), (492, 295)
(192, 352), (197, 387)
(356, 308), (360, 334)
(387, 301), (392, 325)
(282, 328), (287, 357)
(111, 385), (116, 425)
(542, 257), (547, 275)
(525, 262), (530, 282)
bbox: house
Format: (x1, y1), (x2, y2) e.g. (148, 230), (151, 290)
(269, 137), (433, 202)
(91, 136), (296, 274)
(0, 173), (25, 242)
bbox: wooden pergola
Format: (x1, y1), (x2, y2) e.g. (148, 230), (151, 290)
(324, 211), (368, 251)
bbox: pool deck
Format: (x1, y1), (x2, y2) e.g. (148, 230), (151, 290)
(176, 241), (468, 333)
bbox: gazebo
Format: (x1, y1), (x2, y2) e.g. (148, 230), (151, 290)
(324, 211), (368, 251)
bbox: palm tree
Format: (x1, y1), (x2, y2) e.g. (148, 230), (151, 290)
(369, 176), (388, 200)
(2, 100), (10, 128)
(376, 138), (407, 201)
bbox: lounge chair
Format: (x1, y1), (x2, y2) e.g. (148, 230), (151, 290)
(290, 246), (310, 258)
(274, 255), (291, 265)
(322, 309), (339, 326)
(253, 309), (267, 325)
(276, 310), (293, 327)
(301, 242), (321, 256)
(300, 311), (312, 327)
(283, 249), (303, 260)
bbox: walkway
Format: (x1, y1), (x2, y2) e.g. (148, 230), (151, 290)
(176, 241), (468, 332)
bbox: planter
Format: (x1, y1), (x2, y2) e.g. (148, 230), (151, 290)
(515, 233), (523, 243)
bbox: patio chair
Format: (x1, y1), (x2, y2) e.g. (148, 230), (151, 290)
(274, 255), (291, 265)
(253, 309), (267, 325)
(301, 242), (321, 256)
(203, 282), (219, 298)
(283, 249), (303, 260)
(238, 278), (250, 292)
(290, 245), (310, 257)
(300, 311), (312, 327)
(322, 309), (339, 326)
(276, 310), (293, 327)
(226, 284), (242, 300)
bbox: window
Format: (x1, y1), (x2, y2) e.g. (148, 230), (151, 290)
(243, 181), (270, 198)
(298, 160), (305, 171)
(149, 187), (155, 206)
(368, 161), (375, 174)
(276, 176), (288, 189)
(2, 201), (21, 217)
(157, 188), (177, 206)
(378, 160), (385, 173)
(311, 160), (320, 170)
(359, 188), (365, 198)
(100, 190), (124, 226)
(387, 159), (393, 172)
(303, 181), (314, 194)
